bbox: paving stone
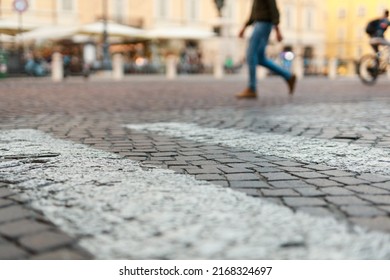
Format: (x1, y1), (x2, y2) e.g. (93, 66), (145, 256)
(345, 185), (390, 195)
(0, 243), (28, 260)
(211, 181), (229, 187)
(0, 188), (14, 198)
(262, 173), (298, 181)
(225, 173), (259, 181)
(341, 206), (387, 217)
(350, 217), (390, 232)
(326, 195), (370, 206)
(295, 207), (333, 217)
(252, 167), (281, 173)
(195, 174), (225, 181)
(358, 195), (390, 205)
(305, 164), (335, 171)
(228, 163), (258, 169)
(0, 199), (14, 208)
(19, 231), (75, 253)
(30, 249), (91, 260)
(277, 166), (313, 172)
(330, 177), (368, 185)
(306, 178), (342, 187)
(175, 156), (204, 162)
(0, 219), (51, 238)
(269, 180), (312, 189)
(229, 180), (269, 188)
(373, 182), (390, 191)
(185, 167), (222, 175)
(321, 187), (355, 196)
(273, 161), (304, 167)
(357, 173), (390, 183)
(217, 166), (252, 173)
(234, 188), (261, 197)
(378, 206), (390, 213)
(320, 170), (354, 177)
(294, 187), (325, 197)
(283, 197), (327, 207)
(262, 189), (299, 197)
(292, 172), (328, 179)
(0, 205), (33, 224)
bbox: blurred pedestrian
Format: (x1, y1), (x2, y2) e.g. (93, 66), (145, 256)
(236, 0), (296, 99)
(366, 9), (390, 53)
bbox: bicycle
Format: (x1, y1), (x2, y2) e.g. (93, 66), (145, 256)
(358, 45), (390, 85)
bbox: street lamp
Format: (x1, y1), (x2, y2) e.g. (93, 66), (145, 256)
(102, 0), (111, 70)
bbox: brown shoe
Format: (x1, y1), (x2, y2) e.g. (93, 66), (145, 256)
(287, 74), (297, 95)
(236, 88), (257, 99)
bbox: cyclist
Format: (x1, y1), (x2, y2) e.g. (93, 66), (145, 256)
(367, 10), (390, 53)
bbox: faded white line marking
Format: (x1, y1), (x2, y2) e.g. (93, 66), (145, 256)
(126, 122), (390, 177)
(1, 129), (390, 259)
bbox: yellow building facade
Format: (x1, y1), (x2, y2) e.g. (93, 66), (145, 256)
(326, 0), (389, 74)
(0, 0), (327, 74)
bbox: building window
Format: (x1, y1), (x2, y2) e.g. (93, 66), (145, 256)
(114, 0), (124, 23)
(60, 0), (74, 12)
(284, 5), (293, 29)
(305, 8), (314, 30)
(338, 8), (346, 19)
(156, 0), (170, 19)
(357, 6), (366, 17)
(186, 0), (199, 21)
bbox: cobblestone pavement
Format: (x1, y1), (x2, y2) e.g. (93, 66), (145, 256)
(1, 75), (390, 259)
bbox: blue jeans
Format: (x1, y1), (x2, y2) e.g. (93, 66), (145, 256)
(247, 21), (291, 91)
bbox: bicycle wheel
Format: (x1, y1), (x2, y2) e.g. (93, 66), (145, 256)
(358, 54), (379, 85)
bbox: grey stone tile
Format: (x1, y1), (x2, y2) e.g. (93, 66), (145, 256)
(341, 206), (386, 217)
(321, 187), (355, 196)
(357, 173), (390, 183)
(358, 195), (390, 205)
(230, 181), (270, 189)
(270, 180), (312, 189)
(262, 173), (299, 181)
(262, 189), (299, 197)
(294, 187), (325, 197)
(292, 172), (328, 179)
(0, 219), (51, 238)
(330, 177), (368, 185)
(226, 173), (259, 181)
(0, 206), (33, 224)
(306, 178), (342, 187)
(295, 206), (333, 217)
(283, 197), (327, 207)
(19, 231), (75, 253)
(345, 185), (390, 195)
(30, 249), (91, 260)
(320, 170), (354, 177)
(350, 217), (390, 232)
(326, 196), (370, 205)
(0, 244), (28, 260)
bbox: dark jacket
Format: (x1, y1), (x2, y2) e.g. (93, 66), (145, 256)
(246, 0), (280, 26)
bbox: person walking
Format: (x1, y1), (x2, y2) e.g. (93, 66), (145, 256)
(236, 0), (296, 99)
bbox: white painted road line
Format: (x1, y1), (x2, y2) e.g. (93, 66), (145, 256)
(1, 129), (390, 259)
(127, 122), (390, 177)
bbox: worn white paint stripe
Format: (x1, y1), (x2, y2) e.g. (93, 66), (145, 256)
(1, 129), (390, 259)
(126, 122), (390, 176)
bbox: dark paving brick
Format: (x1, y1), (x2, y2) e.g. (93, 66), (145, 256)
(0, 219), (51, 238)
(321, 187), (355, 196)
(19, 231), (75, 253)
(262, 189), (299, 197)
(262, 173), (299, 181)
(345, 185), (390, 195)
(269, 180), (312, 189)
(330, 177), (368, 185)
(0, 243), (28, 260)
(341, 206), (385, 217)
(358, 195), (390, 205)
(226, 173), (259, 181)
(283, 197), (327, 207)
(325, 196), (370, 205)
(0, 205), (33, 224)
(230, 180), (270, 189)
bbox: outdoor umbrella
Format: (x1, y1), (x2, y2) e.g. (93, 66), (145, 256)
(145, 26), (216, 40)
(0, 19), (36, 35)
(79, 20), (145, 38)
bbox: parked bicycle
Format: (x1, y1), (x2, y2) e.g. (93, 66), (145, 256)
(358, 45), (390, 85)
